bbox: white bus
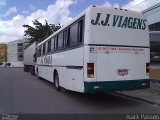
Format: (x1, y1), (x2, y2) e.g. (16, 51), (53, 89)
(35, 5), (150, 93)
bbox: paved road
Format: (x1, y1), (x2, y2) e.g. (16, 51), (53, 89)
(0, 68), (160, 114)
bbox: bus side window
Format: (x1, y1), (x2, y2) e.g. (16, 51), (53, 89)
(66, 28), (70, 47)
(43, 43), (46, 55)
(58, 32), (63, 50)
(41, 45), (43, 55)
(54, 35), (58, 51)
(56, 35), (58, 50)
(54, 36), (56, 51)
(45, 42), (48, 54)
(47, 39), (51, 53)
(39, 46), (41, 56)
(63, 30), (67, 48)
(37, 47), (40, 57)
(78, 19), (84, 44)
(51, 37), (54, 52)
(70, 22), (78, 46)
(36, 48), (38, 57)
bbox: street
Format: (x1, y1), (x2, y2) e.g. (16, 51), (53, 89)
(0, 68), (160, 114)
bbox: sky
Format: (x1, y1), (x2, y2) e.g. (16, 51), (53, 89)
(0, 0), (160, 43)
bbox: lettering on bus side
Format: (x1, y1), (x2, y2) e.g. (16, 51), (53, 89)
(44, 55), (52, 64)
(91, 13), (147, 30)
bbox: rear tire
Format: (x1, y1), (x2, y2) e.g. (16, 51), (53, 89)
(54, 73), (61, 91)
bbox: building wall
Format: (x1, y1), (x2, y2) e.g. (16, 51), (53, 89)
(7, 39), (25, 67)
(142, 3), (160, 63)
(0, 43), (7, 63)
(143, 3), (160, 25)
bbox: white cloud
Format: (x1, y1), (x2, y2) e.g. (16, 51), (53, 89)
(3, 6), (17, 17)
(0, 15), (25, 43)
(0, 0), (6, 6)
(0, 0), (75, 43)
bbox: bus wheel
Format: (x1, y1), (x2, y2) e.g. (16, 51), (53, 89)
(54, 73), (61, 91)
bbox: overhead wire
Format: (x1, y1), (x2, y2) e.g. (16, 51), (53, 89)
(53, 0), (92, 25)
(127, 0), (148, 10)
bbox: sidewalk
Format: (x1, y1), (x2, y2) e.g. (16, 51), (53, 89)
(119, 82), (160, 106)
(117, 65), (160, 106)
(149, 66), (160, 83)
(150, 68), (160, 81)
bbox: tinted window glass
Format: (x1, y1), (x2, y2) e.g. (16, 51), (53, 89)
(36, 47), (40, 57)
(63, 30), (67, 47)
(54, 36), (58, 51)
(70, 23), (78, 46)
(43, 43), (46, 55)
(58, 32), (63, 50)
(47, 39), (51, 53)
(39, 46), (41, 56)
(39, 45), (42, 56)
(51, 37), (54, 52)
(78, 19), (83, 43)
(66, 28), (70, 47)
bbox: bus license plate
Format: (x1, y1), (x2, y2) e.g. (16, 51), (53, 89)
(117, 69), (128, 76)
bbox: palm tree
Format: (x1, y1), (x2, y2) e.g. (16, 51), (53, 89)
(23, 19), (61, 47)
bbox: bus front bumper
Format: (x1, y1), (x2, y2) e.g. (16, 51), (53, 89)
(84, 79), (150, 93)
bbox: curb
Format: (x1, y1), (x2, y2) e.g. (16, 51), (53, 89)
(150, 79), (160, 84)
(115, 92), (160, 107)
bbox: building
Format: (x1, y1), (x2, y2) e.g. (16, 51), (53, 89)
(0, 43), (7, 63)
(7, 39), (26, 67)
(142, 3), (160, 63)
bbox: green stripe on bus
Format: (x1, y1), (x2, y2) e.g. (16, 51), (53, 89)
(84, 79), (150, 93)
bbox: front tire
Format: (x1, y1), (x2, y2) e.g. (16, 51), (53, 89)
(54, 73), (61, 91)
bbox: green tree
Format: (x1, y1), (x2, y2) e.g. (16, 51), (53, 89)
(23, 19), (61, 46)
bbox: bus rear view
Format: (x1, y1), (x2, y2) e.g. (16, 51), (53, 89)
(83, 6), (150, 93)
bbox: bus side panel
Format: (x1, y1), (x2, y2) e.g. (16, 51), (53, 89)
(37, 65), (53, 82)
(59, 68), (84, 92)
(52, 47), (84, 92)
(83, 46), (97, 82)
